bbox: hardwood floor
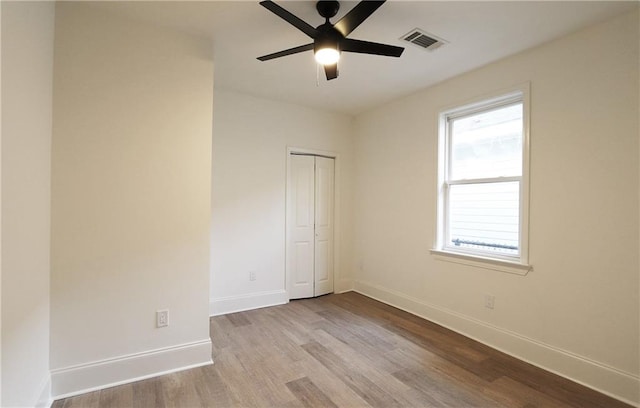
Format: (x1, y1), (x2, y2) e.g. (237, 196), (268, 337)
(52, 292), (631, 408)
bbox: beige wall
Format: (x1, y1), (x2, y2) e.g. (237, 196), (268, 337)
(353, 9), (639, 404)
(1, 2), (55, 406)
(210, 89), (354, 314)
(50, 3), (214, 396)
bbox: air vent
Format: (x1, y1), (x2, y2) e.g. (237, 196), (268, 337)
(401, 28), (447, 51)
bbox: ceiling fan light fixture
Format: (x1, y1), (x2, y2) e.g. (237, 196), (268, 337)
(314, 47), (340, 65)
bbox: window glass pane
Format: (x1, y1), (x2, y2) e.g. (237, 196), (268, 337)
(448, 181), (519, 256)
(450, 103), (522, 180)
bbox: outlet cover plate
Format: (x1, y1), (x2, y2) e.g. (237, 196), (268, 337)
(157, 309), (169, 328)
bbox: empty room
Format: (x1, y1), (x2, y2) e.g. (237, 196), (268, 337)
(1, 0), (638, 407)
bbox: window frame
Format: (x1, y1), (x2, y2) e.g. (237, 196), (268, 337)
(433, 85), (532, 274)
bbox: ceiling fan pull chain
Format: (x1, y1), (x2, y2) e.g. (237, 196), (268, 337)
(316, 63), (321, 87)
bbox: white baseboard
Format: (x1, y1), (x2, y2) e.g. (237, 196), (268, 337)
(352, 280), (640, 407)
(210, 289), (288, 316)
(51, 339), (213, 400)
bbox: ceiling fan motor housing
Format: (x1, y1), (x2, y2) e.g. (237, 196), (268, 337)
(314, 23), (343, 54)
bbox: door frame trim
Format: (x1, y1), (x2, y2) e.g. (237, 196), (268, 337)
(285, 147), (340, 300)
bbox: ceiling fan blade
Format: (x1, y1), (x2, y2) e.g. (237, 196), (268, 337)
(324, 63), (338, 80)
(257, 43), (314, 61)
(342, 38), (404, 57)
(334, 1), (385, 37)
(260, 1), (318, 39)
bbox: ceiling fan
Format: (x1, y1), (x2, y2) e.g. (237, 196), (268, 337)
(257, 0), (404, 80)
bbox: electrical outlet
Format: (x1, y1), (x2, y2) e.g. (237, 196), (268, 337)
(484, 295), (495, 310)
(157, 309), (169, 328)
(249, 271), (257, 281)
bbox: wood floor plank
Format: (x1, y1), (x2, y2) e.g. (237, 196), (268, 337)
(243, 309), (311, 365)
(310, 327), (429, 408)
(188, 365), (234, 408)
(214, 351), (262, 406)
(317, 307), (399, 350)
(302, 340), (403, 408)
(286, 376), (339, 408)
(294, 297), (330, 313)
(57, 390), (100, 408)
(385, 343), (493, 403)
(132, 376), (165, 408)
(262, 304), (320, 346)
(311, 319), (404, 374)
(52, 292), (633, 408)
(393, 367), (497, 408)
(287, 345), (373, 407)
(483, 376), (573, 408)
(481, 354), (632, 408)
(98, 383), (133, 408)
(225, 311), (252, 327)
(382, 320), (503, 382)
(285, 299), (329, 324)
(159, 371), (202, 408)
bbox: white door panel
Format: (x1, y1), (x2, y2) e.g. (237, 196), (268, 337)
(289, 155), (315, 299)
(314, 157), (334, 297)
(287, 154), (335, 299)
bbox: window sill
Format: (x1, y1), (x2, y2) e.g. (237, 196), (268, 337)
(430, 249), (532, 276)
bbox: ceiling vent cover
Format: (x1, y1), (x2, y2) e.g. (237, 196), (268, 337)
(401, 28), (447, 51)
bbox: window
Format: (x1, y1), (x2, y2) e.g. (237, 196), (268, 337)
(434, 87), (530, 271)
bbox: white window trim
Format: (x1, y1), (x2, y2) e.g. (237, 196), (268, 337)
(433, 83), (532, 274)
(430, 249), (532, 275)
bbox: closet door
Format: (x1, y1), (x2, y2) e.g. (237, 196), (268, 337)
(289, 155), (316, 299)
(288, 154), (335, 299)
(313, 157), (334, 296)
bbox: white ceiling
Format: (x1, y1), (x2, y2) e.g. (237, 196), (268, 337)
(87, 1), (637, 115)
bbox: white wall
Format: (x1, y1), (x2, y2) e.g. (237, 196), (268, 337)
(210, 89), (354, 315)
(1, 2), (55, 407)
(0, 2), (54, 406)
(353, 9), (639, 405)
(50, 3), (214, 397)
